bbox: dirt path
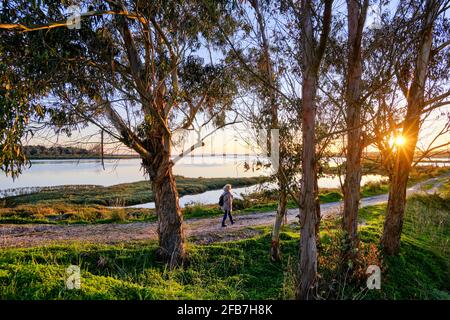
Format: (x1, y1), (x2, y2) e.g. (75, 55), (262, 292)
(0, 175), (447, 248)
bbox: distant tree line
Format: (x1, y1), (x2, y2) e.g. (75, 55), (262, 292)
(24, 145), (95, 158)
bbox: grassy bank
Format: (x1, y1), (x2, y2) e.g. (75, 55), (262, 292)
(0, 176), (265, 225)
(357, 195), (449, 299)
(0, 179), (387, 225)
(3, 176), (266, 207)
(0, 188), (448, 299)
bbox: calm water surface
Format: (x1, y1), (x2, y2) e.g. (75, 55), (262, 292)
(0, 157), (269, 190)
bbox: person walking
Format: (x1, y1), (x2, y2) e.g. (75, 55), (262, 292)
(220, 184), (234, 227)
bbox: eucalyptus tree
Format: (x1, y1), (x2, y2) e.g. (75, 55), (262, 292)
(216, 0), (303, 262)
(380, 0), (450, 254)
(234, 0), (300, 262)
(352, 0), (450, 255)
(248, 0), (289, 262)
(286, 0), (334, 300)
(318, 0), (412, 262)
(341, 0), (369, 261)
(0, 0), (238, 266)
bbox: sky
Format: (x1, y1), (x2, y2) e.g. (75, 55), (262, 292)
(24, 0), (450, 157)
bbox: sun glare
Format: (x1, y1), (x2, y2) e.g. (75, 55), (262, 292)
(394, 135), (406, 146)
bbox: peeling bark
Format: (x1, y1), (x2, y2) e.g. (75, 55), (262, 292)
(145, 129), (186, 267)
(297, 72), (319, 300)
(152, 164), (186, 267)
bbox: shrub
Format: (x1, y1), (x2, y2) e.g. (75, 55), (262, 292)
(110, 210), (128, 222)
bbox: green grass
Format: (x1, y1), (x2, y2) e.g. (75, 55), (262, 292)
(355, 197), (449, 299)
(319, 191), (343, 203)
(1, 187), (448, 300)
(360, 180), (389, 197)
(0, 234), (299, 300)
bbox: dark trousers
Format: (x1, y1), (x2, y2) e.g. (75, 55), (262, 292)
(222, 210), (234, 226)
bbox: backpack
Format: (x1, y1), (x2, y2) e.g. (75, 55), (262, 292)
(218, 194), (224, 207)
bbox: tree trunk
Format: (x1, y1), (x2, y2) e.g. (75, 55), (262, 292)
(381, 150), (412, 255)
(381, 0), (435, 255)
(146, 131), (186, 268)
(250, 0), (287, 262)
(382, 106), (421, 254)
(270, 186), (287, 262)
(296, 72), (319, 300)
(314, 174), (321, 238)
(342, 0), (368, 261)
(295, 0), (332, 300)
(152, 163), (186, 267)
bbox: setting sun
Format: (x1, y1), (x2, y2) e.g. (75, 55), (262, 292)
(394, 135), (407, 146)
